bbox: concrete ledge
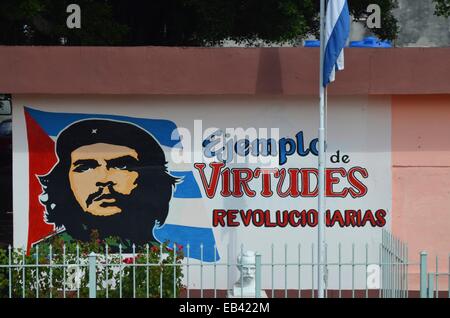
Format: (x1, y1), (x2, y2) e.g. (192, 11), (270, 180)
(0, 46), (449, 95)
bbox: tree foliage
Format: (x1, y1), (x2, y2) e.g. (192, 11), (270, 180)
(0, 230), (184, 298)
(348, 0), (399, 42)
(0, 0), (128, 45)
(0, 0), (402, 46)
(433, 0), (450, 17)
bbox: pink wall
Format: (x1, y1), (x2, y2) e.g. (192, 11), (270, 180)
(0, 47), (449, 95)
(392, 94), (450, 291)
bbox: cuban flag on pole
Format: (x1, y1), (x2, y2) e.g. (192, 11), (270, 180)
(323, 0), (351, 86)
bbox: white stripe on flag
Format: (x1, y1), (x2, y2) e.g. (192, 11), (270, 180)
(323, 0), (350, 86)
(166, 197), (211, 228)
(325, 0), (347, 41)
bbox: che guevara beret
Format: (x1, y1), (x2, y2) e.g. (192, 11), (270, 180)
(55, 119), (167, 167)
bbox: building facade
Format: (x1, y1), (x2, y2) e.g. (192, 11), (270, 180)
(0, 47), (449, 292)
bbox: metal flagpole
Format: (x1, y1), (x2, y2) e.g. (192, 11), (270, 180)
(318, 0), (326, 299)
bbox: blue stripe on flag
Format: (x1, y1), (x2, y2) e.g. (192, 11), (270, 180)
(170, 171), (203, 198)
(323, 0), (350, 86)
(154, 224), (219, 262)
(24, 107), (181, 148)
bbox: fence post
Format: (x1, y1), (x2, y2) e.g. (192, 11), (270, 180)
(427, 273), (434, 299)
(88, 252), (97, 298)
(255, 253), (261, 298)
(420, 251), (428, 298)
(8, 245), (12, 298)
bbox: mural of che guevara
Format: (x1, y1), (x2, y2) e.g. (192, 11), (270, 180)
(38, 119), (178, 251)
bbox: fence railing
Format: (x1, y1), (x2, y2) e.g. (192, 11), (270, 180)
(0, 232), (448, 298)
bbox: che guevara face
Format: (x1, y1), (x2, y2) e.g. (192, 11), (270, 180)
(68, 142), (140, 217)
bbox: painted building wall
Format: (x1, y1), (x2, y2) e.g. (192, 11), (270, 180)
(2, 46), (449, 293)
(392, 94), (450, 291)
(11, 93), (450, 291)
(13, 94), (392, 290)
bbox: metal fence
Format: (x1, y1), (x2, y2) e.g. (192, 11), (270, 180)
(0, 230), (448, 298)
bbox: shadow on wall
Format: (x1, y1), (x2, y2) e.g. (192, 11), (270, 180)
(256, 48), (283, 94)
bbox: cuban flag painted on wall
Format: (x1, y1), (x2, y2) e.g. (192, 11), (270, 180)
(323, 0), (351, 86)
(24, 107), (219, 261)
